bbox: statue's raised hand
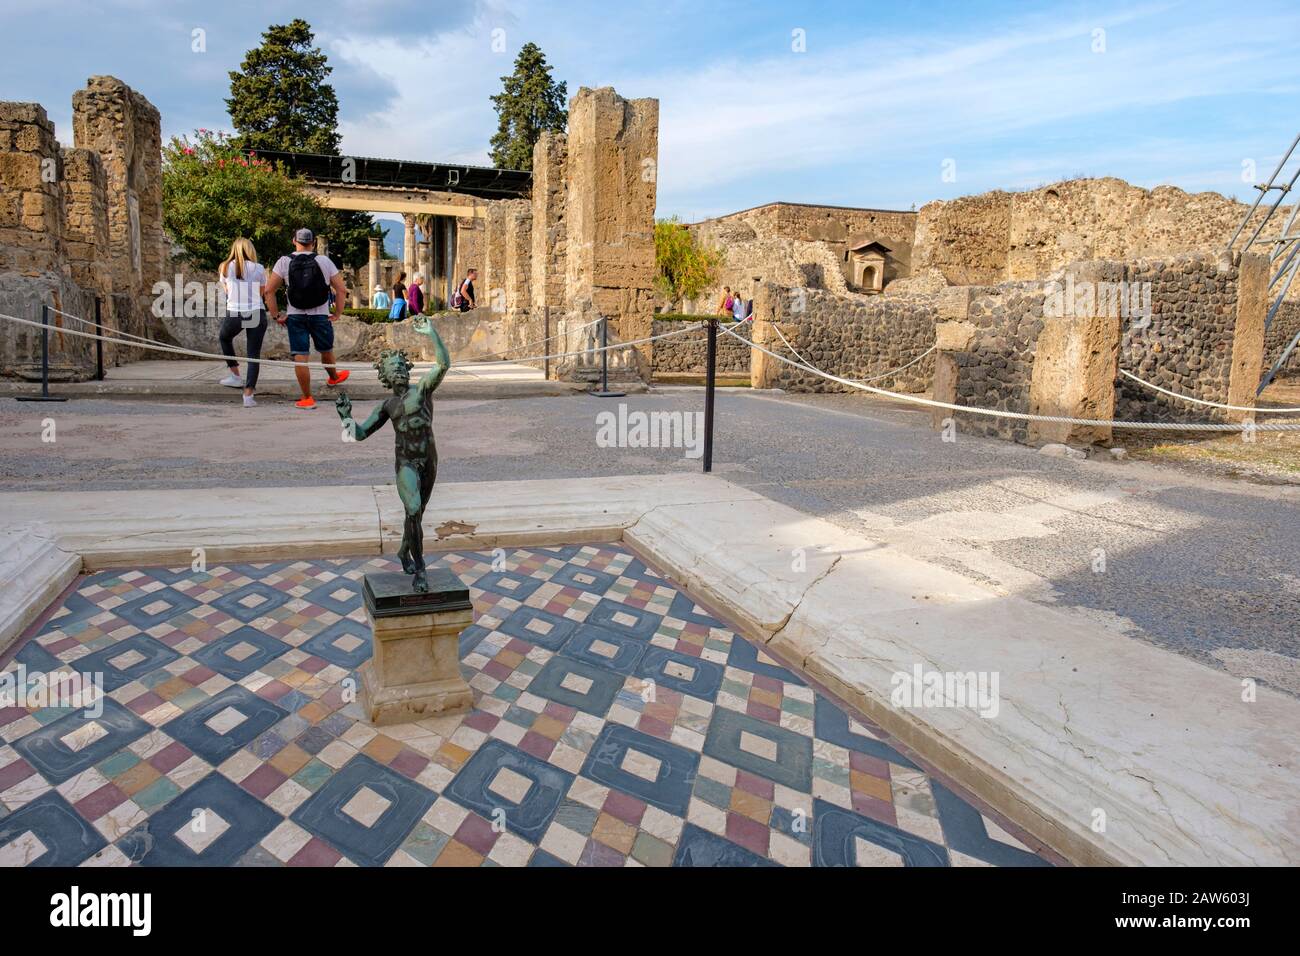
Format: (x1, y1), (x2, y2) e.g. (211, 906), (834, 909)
(335, 392), (353, 422)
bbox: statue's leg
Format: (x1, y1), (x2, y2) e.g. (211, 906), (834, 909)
(396, 463), (425, 587)
(396, 463), (422, 576)
(410, 454), (437, 577)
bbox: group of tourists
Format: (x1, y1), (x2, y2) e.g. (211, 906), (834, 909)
(718, 286), (753, 321)
(373, 268), (477, 319)
(215, 228), (478, 409)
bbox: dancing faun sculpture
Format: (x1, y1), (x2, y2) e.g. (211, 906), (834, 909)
(336, 316), (449, 592)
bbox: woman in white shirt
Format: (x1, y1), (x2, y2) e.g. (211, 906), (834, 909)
(217, 237), (269, 407)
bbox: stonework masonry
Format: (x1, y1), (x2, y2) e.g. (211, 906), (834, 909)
(650, 319), (751, 375)
(750, 285), (938, 394)
(913, 177), (1291, 289)
(1, 76), (165, 379)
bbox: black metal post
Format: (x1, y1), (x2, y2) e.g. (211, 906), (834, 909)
(16, 304), (67, 403)
(703, 317), (717, 473)
(94, 297), (104, 381)
(590, 314), (625, 398)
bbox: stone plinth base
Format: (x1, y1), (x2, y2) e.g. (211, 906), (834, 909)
(359, 570), (474, 726)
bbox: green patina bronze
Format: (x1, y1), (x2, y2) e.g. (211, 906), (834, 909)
(336, 316), (450, 592)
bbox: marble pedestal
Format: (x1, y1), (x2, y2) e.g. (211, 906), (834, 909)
(359, 570), (474, 726)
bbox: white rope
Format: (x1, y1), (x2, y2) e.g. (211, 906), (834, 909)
(0, 310), (705, 374)
(1118, 368), (1300, 414)
(730, 323), (1300, 432)
(771, 324), (936, 385)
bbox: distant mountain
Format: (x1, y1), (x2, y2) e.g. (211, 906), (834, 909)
(372, 215), (404, 259)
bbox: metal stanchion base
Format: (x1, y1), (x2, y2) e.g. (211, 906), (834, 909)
(15, 396), (68, 403)
(588, 389), (626, 398)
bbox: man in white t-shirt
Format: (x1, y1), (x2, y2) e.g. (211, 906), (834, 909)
(262, 227), (351, 409)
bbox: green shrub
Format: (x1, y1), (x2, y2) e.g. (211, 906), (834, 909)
(162, 129), (327, 272)
(343, 308), (391, 324)
(654, 217), (724, 303)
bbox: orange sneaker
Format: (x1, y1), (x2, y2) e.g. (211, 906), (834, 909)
(295, 397), (316, 409)
(327, 370), (350, 386)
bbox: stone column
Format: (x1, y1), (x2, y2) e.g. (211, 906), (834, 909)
(1226, 252), (1267, 424)
(403, 213), (417, 281)
(531, 132), (567, 377)
(419, 235), (433, 309)
(71, 76), (163, 343)
(1026, 261), (1122, 445)
(368, 236), (381, 306)
(317, 235), (329, 257)
(562, 87), (658, 379)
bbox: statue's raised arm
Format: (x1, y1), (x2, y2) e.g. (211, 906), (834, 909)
(413, 315), (450, 394)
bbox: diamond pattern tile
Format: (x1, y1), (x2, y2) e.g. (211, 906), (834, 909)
(0, 546), (1051, 867)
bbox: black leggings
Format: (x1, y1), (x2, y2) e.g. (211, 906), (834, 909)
(219, 309), (268, 390)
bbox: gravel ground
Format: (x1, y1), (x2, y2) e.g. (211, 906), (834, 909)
(2, 388), (1297, 694)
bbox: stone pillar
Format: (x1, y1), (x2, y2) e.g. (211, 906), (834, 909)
(359, 569), (474, 725)
(403, 213), (417, 281)
(0, 101), (93, 377)
(1226, 252), (1267, 423)
(419, 234), (433, 308)
(71, 76), (163, 343)
(1026, 261), (1122, 446)
(368, 236), (381, 306)
(317, 235), (328, 257)
(0, 102), (64, 276)
(531, 132), (567, 376)
(504, 200), (532, 321)
(455, 216), (481, 295)
(482, 202), (508, 314)
(563, 87), (658, 379)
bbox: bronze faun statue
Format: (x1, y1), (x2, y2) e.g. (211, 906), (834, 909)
(336, 316), (450, 592)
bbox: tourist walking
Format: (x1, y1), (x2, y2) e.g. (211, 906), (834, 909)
(372, 284), (390, 311)
(391, 272), (408, 320)
(718, 286), (734, 316)
(217, 237), (268, 408)
(262, 228), (350, 409)
(407, 274), (425, 316)
(452, 268), (477, 312)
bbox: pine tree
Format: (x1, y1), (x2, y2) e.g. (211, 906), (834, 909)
(226, 19), (371, 267)
(489, 43), (567, 171)
(226, 19), (340, 155)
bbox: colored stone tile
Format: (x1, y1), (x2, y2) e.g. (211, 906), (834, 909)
(291, 754), (436, 867)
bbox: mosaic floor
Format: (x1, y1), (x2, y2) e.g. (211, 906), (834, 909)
(0, 546), (1049, 867)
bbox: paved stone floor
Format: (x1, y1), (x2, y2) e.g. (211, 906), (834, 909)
(0, 545), (1047, 867)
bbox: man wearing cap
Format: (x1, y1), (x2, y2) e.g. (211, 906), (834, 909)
(262, 227), (351, 408)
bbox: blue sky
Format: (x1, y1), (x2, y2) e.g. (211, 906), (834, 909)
(2, 0), (1297, 220)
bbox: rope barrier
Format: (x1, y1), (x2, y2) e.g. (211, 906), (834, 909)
(1118, 368), (1300, 415)
(726, 323), (1300, 432)
(0, 309), (705, 375)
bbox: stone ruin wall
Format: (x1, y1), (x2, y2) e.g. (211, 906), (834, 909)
(1264, 300), (1300, 381)
(1, 77), (164, 379)
(745, 250), (1267, 445)
(913, 177), (1292, 290)
(750, 285), (938, 395)
(460, 86), (658, 382)
(650, 319), (751, 375)
(686, 203), (917, 313)
(1115, 254), (1245, 422)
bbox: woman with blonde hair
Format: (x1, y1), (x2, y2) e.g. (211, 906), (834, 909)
(217, 237), (268, 407)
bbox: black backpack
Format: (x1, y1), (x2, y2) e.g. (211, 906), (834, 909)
(287, 253), (329, 309)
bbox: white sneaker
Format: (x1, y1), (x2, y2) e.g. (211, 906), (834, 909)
(243, 394), (257, 407)
(219, 373), (242, 388)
